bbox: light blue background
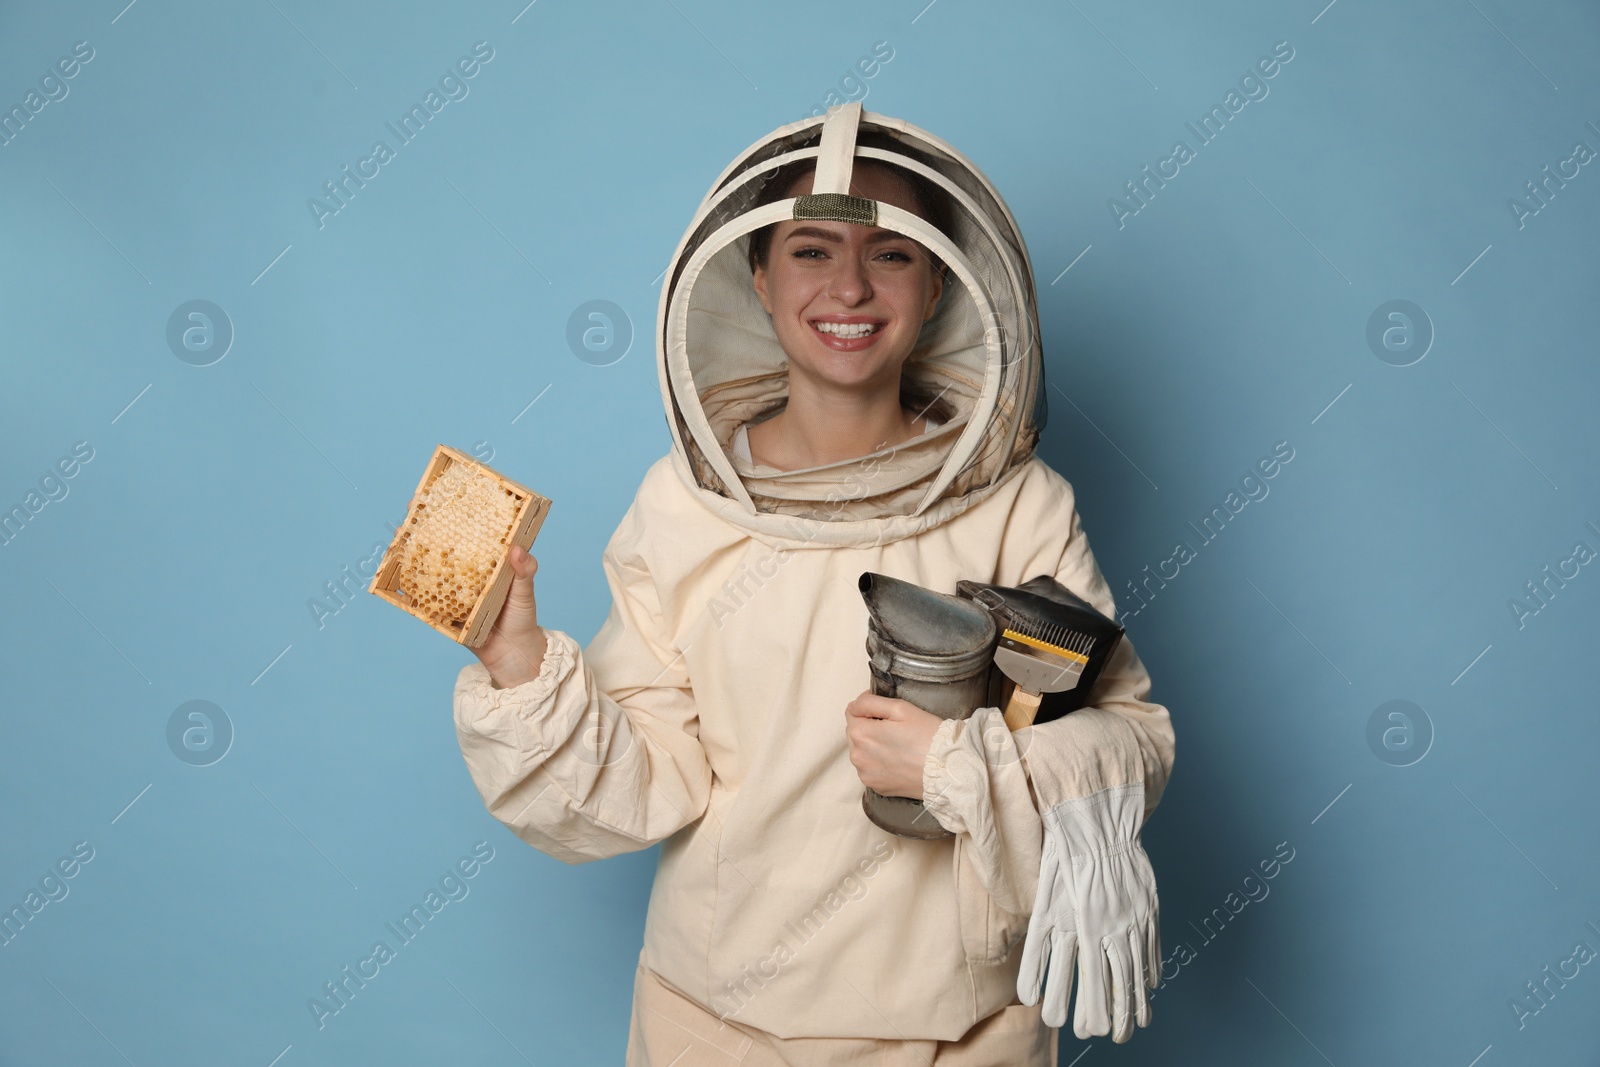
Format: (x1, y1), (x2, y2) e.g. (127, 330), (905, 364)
(3, 0), (1597, 1063)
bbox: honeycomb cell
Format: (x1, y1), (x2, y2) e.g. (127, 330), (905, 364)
(396, 460), (521, 628)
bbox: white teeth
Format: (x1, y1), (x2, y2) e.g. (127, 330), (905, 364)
(813, 321), (878, 338)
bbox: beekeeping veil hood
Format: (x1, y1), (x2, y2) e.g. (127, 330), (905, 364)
(657, 102), (1047, 547)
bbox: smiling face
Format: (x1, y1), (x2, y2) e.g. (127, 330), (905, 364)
(750, 164), (945, 396)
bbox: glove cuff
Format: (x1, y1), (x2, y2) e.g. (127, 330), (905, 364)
(1044, 781), (1145, 859)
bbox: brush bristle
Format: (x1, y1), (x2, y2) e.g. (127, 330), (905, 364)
(1003, 616), (1096, 657)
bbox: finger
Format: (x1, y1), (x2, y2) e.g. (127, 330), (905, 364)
(1016, 932), (1046, 1006)
(1042, 926), (1076, 1030)
(1017, 904), (1052, 1006)
(1107, 939), (1136, 1044)
(1145, 914), (1162, 989)
(846, 693), (898, 719)
(1130, 925), (1153, 1029)
(867, 694), (928, 721)
(509, 546), (536, 580)
(1017, 845), (1060, 1007)
(1072, 939), (1111, 1041)
(843, 716), (883, 751)
(502, 547), (538, 611)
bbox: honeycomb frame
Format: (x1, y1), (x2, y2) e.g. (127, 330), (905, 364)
(368, 444), (551, 648)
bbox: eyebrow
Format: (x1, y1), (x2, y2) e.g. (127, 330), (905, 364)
(781, 225), (913, 244)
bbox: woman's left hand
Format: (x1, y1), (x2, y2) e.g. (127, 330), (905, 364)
(844, 690), (945, 799)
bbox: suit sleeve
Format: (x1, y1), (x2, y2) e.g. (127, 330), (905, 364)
(451, 499), (713, 865)
(921, 492), (1176, 913)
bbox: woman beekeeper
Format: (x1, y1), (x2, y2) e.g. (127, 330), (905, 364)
(452, 102), (1175, 1064)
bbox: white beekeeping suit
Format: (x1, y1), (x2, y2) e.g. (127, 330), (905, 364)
(452, 101), (1175, 1050)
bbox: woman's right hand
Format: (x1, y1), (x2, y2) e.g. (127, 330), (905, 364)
(471, 544), (548, 690)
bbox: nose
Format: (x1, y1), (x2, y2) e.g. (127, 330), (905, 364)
(826, 246), (873, 306)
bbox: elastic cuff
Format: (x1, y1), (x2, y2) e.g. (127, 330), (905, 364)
(1044, 781), (1147, 858)
(920, 716), (968, 834)
(457, 628), (578, 721)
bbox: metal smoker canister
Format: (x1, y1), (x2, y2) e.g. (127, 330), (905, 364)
(858, 571), (1000, 840)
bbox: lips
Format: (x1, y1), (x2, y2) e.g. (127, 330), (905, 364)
(809, 318), (885, 351)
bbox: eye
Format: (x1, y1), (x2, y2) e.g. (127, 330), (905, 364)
(876, 249), (914, 263)
(791, 246), (828, 260)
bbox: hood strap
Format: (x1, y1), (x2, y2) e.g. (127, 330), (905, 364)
(810, 101), (863, 194)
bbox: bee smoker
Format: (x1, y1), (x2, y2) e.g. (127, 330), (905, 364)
(857, 572), (999, 840)
(855, 572), (1126, 840)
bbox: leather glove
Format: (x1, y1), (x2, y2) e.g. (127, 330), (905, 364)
(1018, 780), (1160, 1042)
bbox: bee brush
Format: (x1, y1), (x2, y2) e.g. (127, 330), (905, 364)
(994, 616), (1097, 730)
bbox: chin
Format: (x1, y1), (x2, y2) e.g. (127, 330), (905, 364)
(805, 353), (901, 386)
(783, 336), (912, 385)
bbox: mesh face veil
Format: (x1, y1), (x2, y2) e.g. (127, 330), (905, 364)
(656, 102), (1049, 531)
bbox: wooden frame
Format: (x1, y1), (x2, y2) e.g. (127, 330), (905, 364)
(368, 444), (551, 648)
